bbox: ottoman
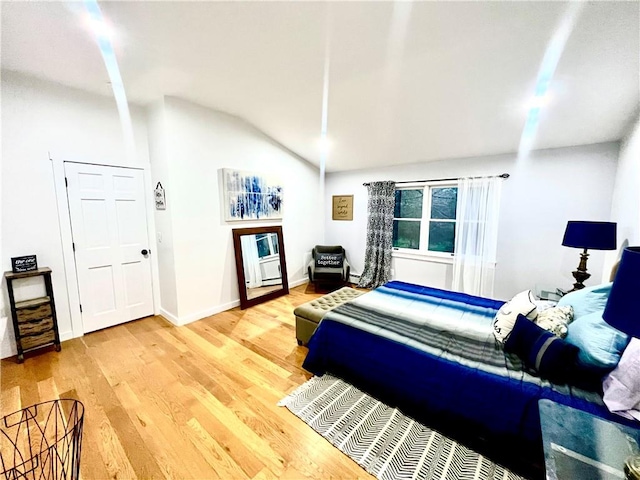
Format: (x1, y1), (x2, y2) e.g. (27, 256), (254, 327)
(294, 287), (365, 345)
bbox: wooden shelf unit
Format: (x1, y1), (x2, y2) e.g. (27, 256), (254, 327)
(5, 267), (61, 363)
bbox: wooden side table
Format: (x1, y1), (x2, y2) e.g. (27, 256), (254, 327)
(4, 267), (62, 363)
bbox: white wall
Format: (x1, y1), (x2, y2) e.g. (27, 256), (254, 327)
(325, 142), (619, 300)
(149, 97), (322, 324)
(148, 99), (179, 321)
(0, 74), (321, 357)
(1, 71), (152, 358)
(604, 114), (640, 278)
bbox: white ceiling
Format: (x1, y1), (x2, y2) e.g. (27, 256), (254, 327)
(2, 1), (639, 172)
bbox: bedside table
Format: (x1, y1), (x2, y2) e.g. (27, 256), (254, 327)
(537, 287), (566, 302)
(539, 399), (640, 479)
(5, 267), (62, 363)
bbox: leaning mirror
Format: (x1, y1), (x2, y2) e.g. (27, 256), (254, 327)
(232, 226), (289, 309)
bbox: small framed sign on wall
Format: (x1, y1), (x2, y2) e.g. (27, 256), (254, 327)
(155, 182), (166, 210)
(332, 195), (353, 221)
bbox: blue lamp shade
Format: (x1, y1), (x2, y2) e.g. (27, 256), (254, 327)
(562, 221), (617, 250)
(604, 247), (640, 337)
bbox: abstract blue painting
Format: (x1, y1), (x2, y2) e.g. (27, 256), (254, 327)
(222, 169), (283, 221)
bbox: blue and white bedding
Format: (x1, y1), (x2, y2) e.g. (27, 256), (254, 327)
(302, 281), (611, 463)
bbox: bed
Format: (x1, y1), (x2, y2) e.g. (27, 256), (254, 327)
(302, 281), (625, 478)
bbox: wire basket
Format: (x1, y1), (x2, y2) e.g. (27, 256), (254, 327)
(0, 399), (84, 480)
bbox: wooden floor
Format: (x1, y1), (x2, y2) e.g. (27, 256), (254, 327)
(0, 284), (373, 479)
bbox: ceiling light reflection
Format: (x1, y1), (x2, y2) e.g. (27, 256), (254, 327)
(525, 94), (550, 111)
(318, 137), (332, 153)
(86, 15), (114, 42)
(518, 2), (584, 160)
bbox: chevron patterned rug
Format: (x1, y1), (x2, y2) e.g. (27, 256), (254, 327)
(278, 374), (525, 480)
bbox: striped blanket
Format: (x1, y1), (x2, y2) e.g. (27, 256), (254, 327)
(302, 280), (605, 473)
(321, 281), (598, 393)
(323, 281), (520, 377)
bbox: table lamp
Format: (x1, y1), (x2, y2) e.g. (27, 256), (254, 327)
(562, 221), (617, 291)
(603, 246), (640, 479)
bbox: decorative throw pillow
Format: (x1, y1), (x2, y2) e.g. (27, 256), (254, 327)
(493, 290), (537, 343)
(534, 299), (557, 313)
(603, 338), (640, 421)
(565, 310), (630, 370)
(315, 253), (343, 269)
(535, 306), (574, 339)
(557, 283), (612, 320)
(504, 314), (579, 384)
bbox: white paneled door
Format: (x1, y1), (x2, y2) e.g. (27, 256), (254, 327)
(65, 163), (153, 333)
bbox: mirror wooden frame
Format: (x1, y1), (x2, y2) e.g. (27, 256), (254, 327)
(232, 226), (289, 309)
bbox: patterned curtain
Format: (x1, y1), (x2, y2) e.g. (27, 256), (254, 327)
(358, 181), (396, 289)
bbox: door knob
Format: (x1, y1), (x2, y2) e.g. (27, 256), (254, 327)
(141, 249), (149, 255)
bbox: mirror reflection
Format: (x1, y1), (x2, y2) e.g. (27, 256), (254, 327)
(240, 232), (282, 300)
(232, 226), (289, 309)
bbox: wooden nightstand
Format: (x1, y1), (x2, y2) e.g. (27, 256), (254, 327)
(5, 267), (62, 363)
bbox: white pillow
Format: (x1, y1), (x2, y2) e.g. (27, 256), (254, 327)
(493, 290), (537, 343)
(603, 338), (640, 421)
(535, 306), (574, 338)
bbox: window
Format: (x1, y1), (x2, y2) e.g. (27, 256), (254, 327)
(393, 185), (458, 255)
(256, 233), (279, 258)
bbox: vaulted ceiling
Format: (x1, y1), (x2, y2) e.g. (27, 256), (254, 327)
(2, 1), (638, 172)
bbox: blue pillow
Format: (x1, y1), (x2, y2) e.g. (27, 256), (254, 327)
(504, 314), (579, 384)
(557, 283), (612, 319)
(565, 310), (630, 370)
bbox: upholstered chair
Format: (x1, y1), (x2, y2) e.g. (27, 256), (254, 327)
(307, 245), (350, 290)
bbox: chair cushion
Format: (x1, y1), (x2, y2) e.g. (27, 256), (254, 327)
(315, 252), (343, 269)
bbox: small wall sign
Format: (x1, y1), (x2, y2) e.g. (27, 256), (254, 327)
(155, 182), (166, 210)
(332, 195), (353, 221)
(11, 255), (38, 273)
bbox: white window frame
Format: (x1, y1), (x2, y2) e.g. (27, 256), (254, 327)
(392, 181), (458, 262)
(256, 232), (279, 259)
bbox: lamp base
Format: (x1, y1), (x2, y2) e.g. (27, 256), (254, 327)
(625, 454), (640, 479)
(569, 249), (591, 292)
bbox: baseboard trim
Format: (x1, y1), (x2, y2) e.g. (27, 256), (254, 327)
(159, 308), (180, 326)
(60, 330), (74, 342)
(1, 340), (16, 360)
(176, 300), (241, 326)
(1, 277), (311, 358)
(289, 278), (308, 289)
(181, 301), (238, 325)
(178, 278), (307, 326)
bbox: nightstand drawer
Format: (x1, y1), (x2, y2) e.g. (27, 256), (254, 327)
(17, 304), (52, 323)
(18, 317), (54, 337)
(21, 330), (56, 351)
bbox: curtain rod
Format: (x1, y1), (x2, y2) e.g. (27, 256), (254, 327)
(362, 173), (509, 187)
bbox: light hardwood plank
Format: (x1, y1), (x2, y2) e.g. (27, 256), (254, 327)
(0, 284), (373, 479)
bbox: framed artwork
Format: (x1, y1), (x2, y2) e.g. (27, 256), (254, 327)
(222, 169), (283, 221)
(332, 195), (353, 221)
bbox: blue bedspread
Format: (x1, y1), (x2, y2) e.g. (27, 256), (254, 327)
(303, 281), (609, 457)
